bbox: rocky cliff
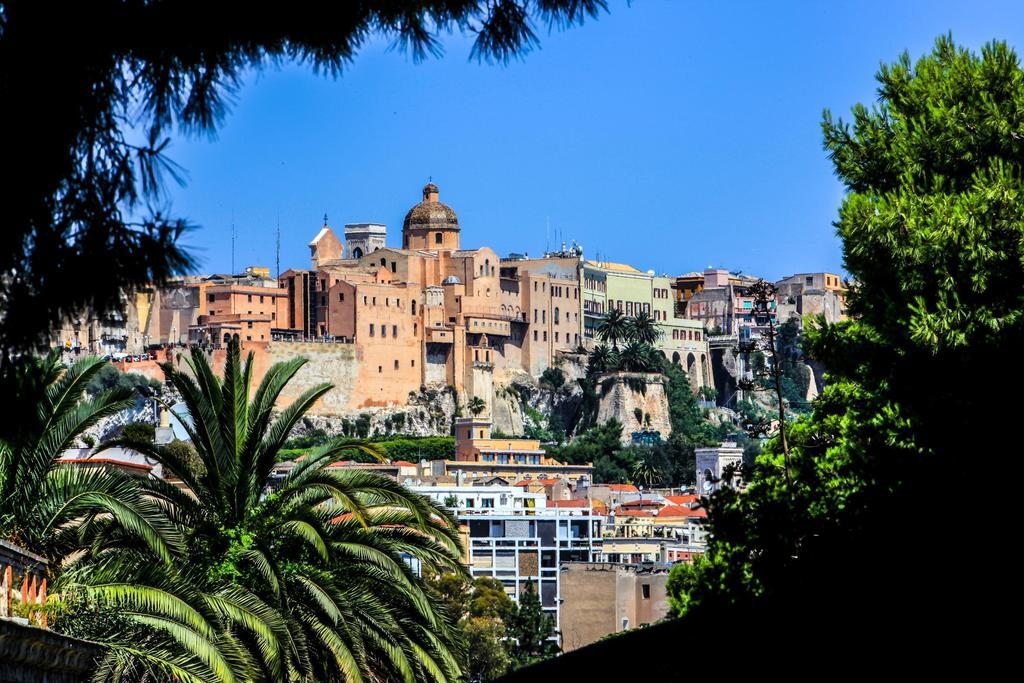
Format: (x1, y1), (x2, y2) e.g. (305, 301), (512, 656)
(594, 372), (672, 445)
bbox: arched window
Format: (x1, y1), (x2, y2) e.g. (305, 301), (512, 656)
(485, 259), (490, 275)
(411, 300), (417, 315)
(554, 307), (560, 324)
(380, 257), (387, 266)
(352, 247), (363, 259)
(435, 232), (443, 244)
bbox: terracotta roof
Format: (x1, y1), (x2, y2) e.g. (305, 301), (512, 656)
(665, 494), (700, 506)
(392, 460), (416, 467)
(548, 499), (589, 508)
(607, 484), (639, 493)
(656, 505), (706, 519)
(614, 508), (654, 517)
(60, 457), (153, 472)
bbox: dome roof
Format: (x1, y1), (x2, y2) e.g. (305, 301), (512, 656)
(403, 183), (459, 232)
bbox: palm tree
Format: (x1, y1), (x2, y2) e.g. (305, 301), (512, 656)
(596, 309), (629, 350)
(587, 344), (618, 376)
(468, 395), (487, 416)
(0, 351), (178, 564)
(97, 342), (467, 682)
(632, 456), (663, 489)
(626, 311), (661, 346)
(619, 342), (654, 373)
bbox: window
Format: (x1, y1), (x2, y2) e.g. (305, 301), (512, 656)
(413, 323), (417, 334)
(259, 295), (265, 304)
(394, 360), (399, 370)
(543, 331), (547, 341)
(392, 325), (397, 337)
(411, 359), (415, 367)
(207, 294), (215, 303)
(381, 326), (387, 338)
(554, 307), (560, 324)
(247, 294), (253, 302)
(338, 293), (344, 302)
(435, 232), (443, 244)
(533, 330), (538, 341)
(378, 366), (382, 373)
(481, 498), (495, 509)
(412, 300), (417, 315)
(391, 261), (397, 273)
(247, 321), (253, 329)
(642, 584), (651, 599)
(369, 324), (375, 337)
(542, 310), (546, 323)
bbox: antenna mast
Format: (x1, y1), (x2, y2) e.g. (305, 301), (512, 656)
(231, 209), (236, 275)
(276, 210), (281, 279)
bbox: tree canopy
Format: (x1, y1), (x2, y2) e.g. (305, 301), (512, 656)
(660, 34), (1022, 669)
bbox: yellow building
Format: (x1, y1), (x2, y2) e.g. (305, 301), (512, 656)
(449, 417), (592, 487)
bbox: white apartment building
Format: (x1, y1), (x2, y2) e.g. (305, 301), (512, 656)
(410, 484), (603, 634)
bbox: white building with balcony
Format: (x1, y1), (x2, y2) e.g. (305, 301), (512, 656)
(410, 484), (603, 635)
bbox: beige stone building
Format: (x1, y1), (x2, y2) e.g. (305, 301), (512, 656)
(775, 271), (848, 324)
(559, 562), (671, 652)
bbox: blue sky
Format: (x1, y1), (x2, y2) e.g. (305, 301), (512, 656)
(160, 0), (1024, 281)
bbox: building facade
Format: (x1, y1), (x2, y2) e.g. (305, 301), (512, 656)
(559, 562), (672, 652)
(775, 272), (848, 325)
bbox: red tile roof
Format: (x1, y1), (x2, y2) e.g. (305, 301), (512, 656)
(60, 457), (153, 472)
(614, 507), (654, 517)
(619, 498), (659, 507)
(665, 494), (700, 506)
(607, 484), (639, 493)
(392, 460), (416, 467)
(548, 499), (589, 508)
(656, 505), (706, 519)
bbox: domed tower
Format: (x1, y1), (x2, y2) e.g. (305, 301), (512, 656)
(402, 182), (460, 251)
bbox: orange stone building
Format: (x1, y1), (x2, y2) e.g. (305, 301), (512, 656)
(272, 182), (581, 412)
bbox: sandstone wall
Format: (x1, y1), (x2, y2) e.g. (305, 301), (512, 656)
(595, 372), (672, 444)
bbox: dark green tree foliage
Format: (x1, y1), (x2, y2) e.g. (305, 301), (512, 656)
(663, 36), (1021, 668)
(505, 582), (558, 668)
(85, 365), (163, 397)
(84, 342), (468, 681)
(426, 574), (516, 681)
(0, 0), (607, 358)
(625, 310), (661, 345)
(550, 419), (636, 483)
(539, 367), (565, 389)
(595, 308), (630, 349)
(120, 422), (155, 445)
(468, 395), (488, 416)
(0, 352), (173, 562)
